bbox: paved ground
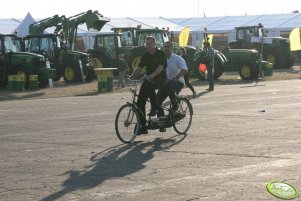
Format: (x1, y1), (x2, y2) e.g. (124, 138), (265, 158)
(0, 79), (301, 201)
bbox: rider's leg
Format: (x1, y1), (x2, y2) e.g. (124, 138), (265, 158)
(166, 80), (184, 110)
(137, 80), (155, 132)
(157, 84), (169, 117)
(148, 79), (165, 116)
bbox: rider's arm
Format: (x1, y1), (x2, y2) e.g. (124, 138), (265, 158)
(130, 66), (142, 79)
(174, 56), (188, 80)
(148, 65), (164, 80)
(175, 69), (188, 80)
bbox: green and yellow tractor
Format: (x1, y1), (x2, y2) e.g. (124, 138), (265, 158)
(194, 29), (273, 80)
(88, 26), (197, 75)
(0, 34), (55, 88)
(26, 10), (110, 83)
(228, 24), (295, 68)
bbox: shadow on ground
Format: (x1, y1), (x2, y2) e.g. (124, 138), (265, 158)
(41, 134), (186, 201)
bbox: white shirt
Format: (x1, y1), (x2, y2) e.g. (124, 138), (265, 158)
(166, 53), (188, 85)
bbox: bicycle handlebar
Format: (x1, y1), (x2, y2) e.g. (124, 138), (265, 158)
(125, 74), (152, 84)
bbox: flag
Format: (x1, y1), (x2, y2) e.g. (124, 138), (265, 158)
(179, 27), (190, 47)
(202, 34), (213, 49)
(289, 27), (301, 51)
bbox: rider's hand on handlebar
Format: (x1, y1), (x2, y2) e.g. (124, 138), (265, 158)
(124, 74), (131, 80)
(147, 74), (154, 80)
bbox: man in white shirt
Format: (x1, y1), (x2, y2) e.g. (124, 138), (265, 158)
(156, 41), (188, 123)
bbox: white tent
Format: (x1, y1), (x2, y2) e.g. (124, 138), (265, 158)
(15, 12), (36, 36)
(1, 12), (301, 49)
(0, 19), (20, 34)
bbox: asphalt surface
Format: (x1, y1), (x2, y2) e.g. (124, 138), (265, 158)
(0, 79), (301, 201)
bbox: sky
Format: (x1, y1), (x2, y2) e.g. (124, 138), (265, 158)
(1, 0), (301, 19)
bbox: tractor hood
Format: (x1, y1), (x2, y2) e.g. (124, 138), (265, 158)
(67, 50), (87, 58)
(10, 52), (47, 69)
(66, 50), (90, 64)
(229, 49), (258, 54)
(11, 52), (45, 63)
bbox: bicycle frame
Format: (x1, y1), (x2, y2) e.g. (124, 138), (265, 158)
(115, 77), (193, 143)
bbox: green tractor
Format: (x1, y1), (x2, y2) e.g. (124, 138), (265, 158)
(0, 34), (55, 88)
(126, 27), (170, 70)
(194, 47), (272, 80)
(87, 32), (122, 73)
(114, 27), (196, 71)
(194, 28), (273, 80)
(88, 26), (197, 75)
(228, 24), (295, 68)
(27, 10), (110, 83)
(26, 33), (96, 82)
(88, 27), (170, 74)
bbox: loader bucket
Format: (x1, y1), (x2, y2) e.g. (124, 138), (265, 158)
(85, 10), (110, 31)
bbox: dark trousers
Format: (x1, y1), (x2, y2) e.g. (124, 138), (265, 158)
(184, 73), (195, 93)
(207, 63), (214, 89)
(157, 80), (184, 116)
(137, 79), (162, 128)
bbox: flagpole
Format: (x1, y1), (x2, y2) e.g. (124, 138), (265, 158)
(198, 0), (200, 17)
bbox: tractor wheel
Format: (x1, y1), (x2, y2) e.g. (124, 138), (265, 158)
(288, 52), (296, 68)
(213, 59), (224, 79)
(264, 49), (284, 68)
(239, 63), (257, 80)
(63, 62), (80, 83)
(92, 54), (109, 68)
(129, 55), (143, 73)
(13, 67), (29, 88)
(194, 60), (206, 80)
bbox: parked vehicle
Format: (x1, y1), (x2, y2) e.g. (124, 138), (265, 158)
(194, 28), (272, 80)
(0, 34), (55, 88)
(88, 26), (197, 74)
(194, 47), (272, 80)
(228, 24), (295, 68)
(27, 10), (110, 82)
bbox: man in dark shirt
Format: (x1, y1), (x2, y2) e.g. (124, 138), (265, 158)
(130, 36), (167, 134)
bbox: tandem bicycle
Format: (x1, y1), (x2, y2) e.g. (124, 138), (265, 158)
(115, 77), (193, 144)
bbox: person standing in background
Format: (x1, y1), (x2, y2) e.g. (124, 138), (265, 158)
(116, 54), (129, 89)
(177, 47), (196, 97)
(204, 42), (215, 91)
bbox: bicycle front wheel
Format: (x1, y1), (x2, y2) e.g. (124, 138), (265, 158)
(171, 98), (193, 134)
(115, 104), (140, 143)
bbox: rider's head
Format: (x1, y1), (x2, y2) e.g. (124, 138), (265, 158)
(163, 41), (173, 58)
(145, 36), (156, 54)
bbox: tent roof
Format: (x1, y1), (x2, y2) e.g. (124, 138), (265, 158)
(168, 16), (226, 31)
(242, 13), (300, 29)
(15, 12), (36, 36)
(170, 13), (301, 33)
(1, 12), (301, 35)
(127, 16), (184, 31)
(0, 19), (20, 34)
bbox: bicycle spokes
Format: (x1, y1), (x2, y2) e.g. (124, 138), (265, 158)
(171, 98), (193, 134)
(115, 104), (140, 143)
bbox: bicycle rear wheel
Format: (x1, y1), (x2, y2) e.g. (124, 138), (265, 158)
(171, 98), (193, 134)
(115, 104), (140, 143)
